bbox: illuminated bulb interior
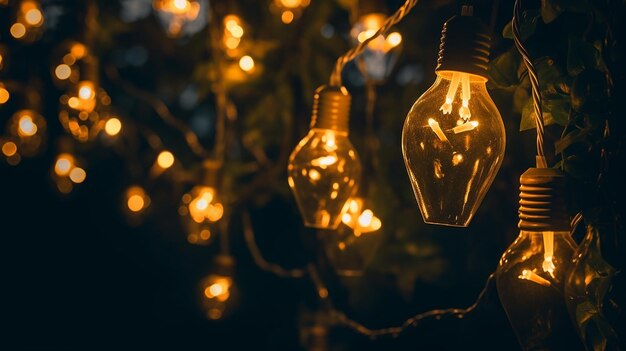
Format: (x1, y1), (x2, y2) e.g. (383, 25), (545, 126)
(518, 269), (551, 287)
(341, 198), (382, 237)
(440, 72), (472, 123)
(451, 121), (479, 134)
(428, 118), (449, 143)
(542, 232), (556, 275)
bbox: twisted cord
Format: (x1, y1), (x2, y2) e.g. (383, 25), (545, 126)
(329, 0), (419, 87)
(242, 211), (307, 278)
(512, 0), (546, 166)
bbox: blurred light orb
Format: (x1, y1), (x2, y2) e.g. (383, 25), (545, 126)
(157, 150), (175, 169)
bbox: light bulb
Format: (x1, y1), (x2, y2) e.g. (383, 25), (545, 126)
(6, 109), (46, 158)
(0, 83), (10, 104)
(320, 197), (383, 277)
(1, 137), (21, 166)
(288, 86), (361, 229)
(273, 0), (310, 24)
(153, 0), (201, 37)
(123, 185), (151, 226)
(350, 3), (402, 82)
(402, 8), (505, 227)
(496, 168), (584, 350)
(179, 185), (223, 245)
(104, 117), (122, 137)
(59, 81), (111, 142)
(199, 255), (237, 320)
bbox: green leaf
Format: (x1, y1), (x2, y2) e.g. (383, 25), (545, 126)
(567, 35), (601, 76)
(488, 49), (521, 90)
(543, 96), (571, 126)
(541, 0), (563, 23)
(555, 128), (588, 154)
(520, 96), (565, 131)
(502, 10), (540, 40)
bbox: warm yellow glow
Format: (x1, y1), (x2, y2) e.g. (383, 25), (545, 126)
(224, 16), (241, 31)
(518, 269), (551, 287)
(78, 84), (95, 100)
(69, 167), (86, 183)
(310, 155), (337, 168)
(104, 118), (122, 136)
(239, 55), (255, 72)
(70, 43), (87, 58)
(187, 187), (224, 223)
(386, 32), (402, 47)
(451, 120), (479, 134)
(204, 277), (232, 301)
(55, 64), (72, 80)
(542, 232), (556, 274)
(440, 72), (473, 123)
(428, 118), (449, 143)
(281, 10), (294, 24)
(358, 209), (373, 227)
(357, 29), (377, 43)
(279, 0), (302, 8)
(157, 150), (175, 169)
(55, 154), (74, 176)
(2, 141), (17, 157)
(224, 37), (240, 50)
(18, 115), (37, 137)
(128, 195), (145, 212)
(24, 8), (43, 26)
(0, 86), (9, 104)
(341, 198), (382, 236)
(10, 23), (26, 39)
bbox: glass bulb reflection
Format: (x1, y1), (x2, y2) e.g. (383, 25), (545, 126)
(288, 129), (361, 229)
(496, 231), (583, 350)
(402, 73), (505, 226)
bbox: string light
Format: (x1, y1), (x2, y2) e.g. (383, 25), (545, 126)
(9, 0), (44, 43)
(0, 83), (10, 104)
(59, 80), (111, 142)
(52, 152), (87, 194)
(496, 168), (580, 349)
(200, 255), (237, 320)
(222, 15), (245, 58)
(179, 186), (224, 245)
(50, 41), (91, 87)
(6, 109), (46, 158)
(153, 0), (201, 37)
(104, 117), (122, 137)
(1, 137), (21, 165)
(238, 55), (255, 73)
(272, 0), (310, 24)
(401, 5), (505, 227)
(288, 86), (361, 229)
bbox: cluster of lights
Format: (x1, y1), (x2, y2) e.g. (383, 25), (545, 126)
(179, 186), (224, 245)
(221, 15), (256, 75)
(1, 110), (46, 165)
(58, 80), (112, 142)
(9, 0), (44, 43)
(272, 0), (310, 25)
(124, 185), (151, 225)
(152, 0), (201, 37)
(200, 255), (236, 320)
(340, 198), (381, 236)
(51, 41), (90, 87)
(351, 14), (402, 54)
(52, 153), (87, 194)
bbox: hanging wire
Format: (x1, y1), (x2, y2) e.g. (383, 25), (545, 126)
(242, 210), (307, 278)
(512, 0), (546, 167)
(329, 0), (419, 87)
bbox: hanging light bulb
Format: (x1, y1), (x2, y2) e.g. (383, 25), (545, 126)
(496, 168), (584, 350)
(199, 255), (237, 320)
(59, 80), (111, 142)
(10, 0), (44, 43)
(153, 0), (201, 37)
(402, 6), (505, 227)
(50, 41), (91, 88)
(51, 152), (87, 194)
(6, 109), (46, 158)
(350, 0), (402, 82)
(319, 197), (383, 277)
(288, 86), (361, 229)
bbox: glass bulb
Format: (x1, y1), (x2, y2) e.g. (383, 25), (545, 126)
(288, 128), (361, 229)
(350, 13), (402, 82)
(402, 72), (505, 226)
(496, 231), (584, 350)
(288, 86), (361, 230)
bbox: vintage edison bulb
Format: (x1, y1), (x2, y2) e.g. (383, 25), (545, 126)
(497, 168), (584, 351)
(288, 86), (361, 229)
(350, 9), (402, 82)
(59, 81), (110, 142)
(200, 255), (237, 320)
(179, 186), (223, 245)
(402, 10), (504, 226)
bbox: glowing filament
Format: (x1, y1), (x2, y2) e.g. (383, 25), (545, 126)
(310, 155), (337, 168)
(451, 121), (479, 134)
(542, 232), (556, 274)
(518, 269), (551, 287)
(341, 198), (382, 236)
(428, 118), (449, 143)
(440, 72), (472, 121)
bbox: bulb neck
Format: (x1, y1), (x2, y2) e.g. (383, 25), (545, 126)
(435, 7), (491, 80)
(518, 168), (570, 232)
(309, 85), (351, 133)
